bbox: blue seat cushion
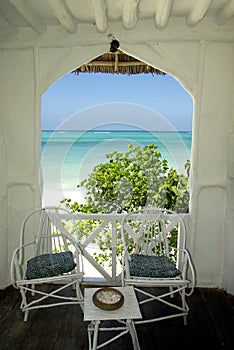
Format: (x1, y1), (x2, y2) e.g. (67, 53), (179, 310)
(129, 254), (181, 278)
(26, 251), (76, 279)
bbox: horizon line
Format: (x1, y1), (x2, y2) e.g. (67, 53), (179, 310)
(42, 129), (192, 133)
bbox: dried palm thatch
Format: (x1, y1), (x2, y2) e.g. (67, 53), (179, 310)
(72, 50), (165, 76)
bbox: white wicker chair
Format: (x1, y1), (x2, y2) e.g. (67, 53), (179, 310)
(11, 207), (84, 321)
(121, 207), (195, 325)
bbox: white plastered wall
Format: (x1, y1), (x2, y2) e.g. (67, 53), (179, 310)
(191, 43), (234, 291)
(0, 113), (7, 285)
(0, 48), (41, 287)
(0, 33), (234, 293)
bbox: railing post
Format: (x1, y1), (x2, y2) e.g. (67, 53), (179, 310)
(111, 219), (117, 281)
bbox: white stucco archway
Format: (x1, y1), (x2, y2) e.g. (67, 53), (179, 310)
(37, 41), (234, 293)
(1, 19), (234, 294)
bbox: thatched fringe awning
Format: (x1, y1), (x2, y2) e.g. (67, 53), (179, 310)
(72, 50), (165, 76)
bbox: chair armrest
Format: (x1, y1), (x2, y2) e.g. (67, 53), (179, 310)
(10, 241), (35, 287)
(61, 233), (85, 275)
(72, 241), (85, 276)
(121, 244), (132, 284)
(175, 247), (196, 296)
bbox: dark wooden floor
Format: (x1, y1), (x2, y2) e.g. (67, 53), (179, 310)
(0, 285), (233, 350)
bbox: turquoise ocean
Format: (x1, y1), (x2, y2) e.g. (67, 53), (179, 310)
(41, 130), (192, 205)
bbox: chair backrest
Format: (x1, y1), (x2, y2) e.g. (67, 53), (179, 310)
(19, 207), (82, 269)
(122, 207), (186, 262)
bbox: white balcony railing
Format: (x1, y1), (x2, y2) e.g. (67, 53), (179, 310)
(63, 213), (189, 286)
(71, 213), (124, 285)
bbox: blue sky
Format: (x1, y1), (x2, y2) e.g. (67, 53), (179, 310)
(41, 72), (193, 131)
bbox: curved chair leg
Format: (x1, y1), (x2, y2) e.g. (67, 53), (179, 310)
(19, 287), (29, 322)
(181, 289), (188, 325)
(127, 320), (141, 350)
(76, 281), (83, 299)
(169, 286), (174, 298)
(76, 281), (84, 311)
(24, 310), (29, 322)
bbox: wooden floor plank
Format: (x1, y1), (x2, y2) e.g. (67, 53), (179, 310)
(0, 286), (21, 327)
(0, 287), (34, 350)
(184, 288), (224, 349)
(200, 289), (234, 349)
(54, 305), (88, 350)
(0, 285), (233, 350)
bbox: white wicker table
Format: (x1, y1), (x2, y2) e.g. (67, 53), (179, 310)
(84, 286), (142, 350)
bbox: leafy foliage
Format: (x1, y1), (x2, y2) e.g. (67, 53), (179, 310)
(61, 143), (190, 269)
(62, 143), (189, 214)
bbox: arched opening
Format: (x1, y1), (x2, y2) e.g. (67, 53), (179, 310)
(41, 49), (193, 211)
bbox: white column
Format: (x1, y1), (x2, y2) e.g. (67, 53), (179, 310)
(191, 43), (233, 291)
(0, 48), (41, 287)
